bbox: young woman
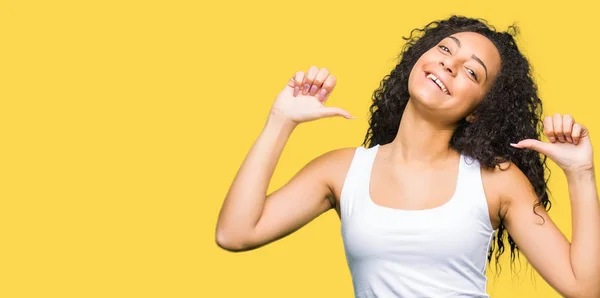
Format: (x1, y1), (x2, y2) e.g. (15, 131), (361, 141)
(215, 16), (600, 297)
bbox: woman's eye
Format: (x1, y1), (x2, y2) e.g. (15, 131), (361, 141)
(467, 68), (478, 80)
(438, 45), (450, 53)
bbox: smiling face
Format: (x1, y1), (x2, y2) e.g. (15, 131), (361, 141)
(407, 31), (502, 124)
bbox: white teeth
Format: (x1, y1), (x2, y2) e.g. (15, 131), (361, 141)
(426, 73), (449, 95)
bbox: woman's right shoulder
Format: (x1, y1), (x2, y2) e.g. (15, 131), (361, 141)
(312, 147), (359, 169)
(309, 147), (361, 200)
(304, 146), (358, 179)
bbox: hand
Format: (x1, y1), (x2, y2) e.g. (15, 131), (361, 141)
(511, 113), (594, 175)
(269, 66), (353, 126)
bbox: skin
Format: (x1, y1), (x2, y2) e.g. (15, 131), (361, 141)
(215, 32), (600, 297)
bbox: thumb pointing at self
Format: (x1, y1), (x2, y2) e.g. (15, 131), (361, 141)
(510, 139), (553, 156)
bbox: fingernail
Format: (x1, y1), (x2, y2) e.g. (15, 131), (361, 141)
(318, 89), (327, 100)
(303, 84), (310, 95)
(567, 137), (573, 143)
(294, 86), (300, 96)
(309, 85), (318, 96)
(510, 143), (518, 147)
(549, 137), (556, 142)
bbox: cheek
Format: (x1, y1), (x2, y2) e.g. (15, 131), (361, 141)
(443, 79), (485, 116)
(407, 67), (421, 97)
(408, 54), (430, 81)
(453, 78), (485, 105)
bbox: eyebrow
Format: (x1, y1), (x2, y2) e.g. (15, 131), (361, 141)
(448, 36), (488, 79)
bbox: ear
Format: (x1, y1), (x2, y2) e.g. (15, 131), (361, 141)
(466, 114), (477, 123)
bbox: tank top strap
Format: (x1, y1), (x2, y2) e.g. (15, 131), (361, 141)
(339, 145), (380, 220)
(452, 154), (494, 231)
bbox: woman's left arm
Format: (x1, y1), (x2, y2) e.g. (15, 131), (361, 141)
(504, 113), (600, 298)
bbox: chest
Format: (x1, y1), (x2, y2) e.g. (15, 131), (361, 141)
(338, 163), (502, 229)
(341, 204), (494, 264)
(369, 164), (459, 211)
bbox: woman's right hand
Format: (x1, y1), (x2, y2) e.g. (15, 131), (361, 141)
(270, 66), (353, 126)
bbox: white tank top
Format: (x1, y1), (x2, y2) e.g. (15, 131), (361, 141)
(340, 145), (495, 298)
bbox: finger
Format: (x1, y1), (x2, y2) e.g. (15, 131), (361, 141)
(562, 114), (574, 143)
(543, 116), (556, 142)
(293, 71), (304, 97)
(572, 123), (582, 145)
(553, 113), (565, 142)
(303, 66), (318, 95)
(310, 68), (329, 96)
(318, 107), (354, 119)
(511, 139), (553, 156)
(318, 74), (337, 102)
(286, 76), (296, 93)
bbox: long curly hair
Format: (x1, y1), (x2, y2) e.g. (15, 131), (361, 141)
(362, 15), (550, 272)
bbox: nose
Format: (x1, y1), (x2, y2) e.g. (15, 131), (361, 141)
(440, 59), (457, 76)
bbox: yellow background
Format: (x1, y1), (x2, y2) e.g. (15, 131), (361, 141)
(1, 0), (598, 297)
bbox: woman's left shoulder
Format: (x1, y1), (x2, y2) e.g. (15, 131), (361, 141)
(481, 159), (536, 225)
(482, 159), (534, 192)
(481, 159), (530, 184)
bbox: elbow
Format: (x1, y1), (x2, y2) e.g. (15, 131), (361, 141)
(215, 228), (252, 252)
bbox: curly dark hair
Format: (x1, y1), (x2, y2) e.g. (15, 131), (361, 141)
(362, 15), (551, 272)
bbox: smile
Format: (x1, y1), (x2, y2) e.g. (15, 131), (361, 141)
(426, 73), (450, 95)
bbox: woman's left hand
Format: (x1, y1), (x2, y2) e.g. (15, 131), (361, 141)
(511, 113), (594, 175)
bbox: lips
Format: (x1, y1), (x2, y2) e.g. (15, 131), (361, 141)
(425, 72), (451, 95)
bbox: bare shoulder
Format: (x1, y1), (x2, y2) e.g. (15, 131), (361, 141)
(482, 161), (537, 226)
(481, 160), (536, 228)
(482, 160), (531, 185)
(312, 146), (357, 168)
(317, 146), (357, 184)
(311, 147), (358, 206)
(296, 146), (356, 176)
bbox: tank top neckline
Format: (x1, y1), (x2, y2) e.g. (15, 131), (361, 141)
(364, 144), (465, 214)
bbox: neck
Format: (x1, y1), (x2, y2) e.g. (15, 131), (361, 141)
(389, 100), (458, 164)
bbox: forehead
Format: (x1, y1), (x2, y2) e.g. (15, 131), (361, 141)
(445, 32), (501, 74)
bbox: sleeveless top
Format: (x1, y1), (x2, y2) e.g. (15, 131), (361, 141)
(340, 145), (495, 298)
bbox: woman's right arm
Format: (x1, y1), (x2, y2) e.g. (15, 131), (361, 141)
(215, 66), (354, 252)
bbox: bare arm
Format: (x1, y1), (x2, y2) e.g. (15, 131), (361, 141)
(495, 166), (599, 297)
(567, 170), (600, 294)
(505, 114), (600, 297)
(215, 66), (353, 252)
